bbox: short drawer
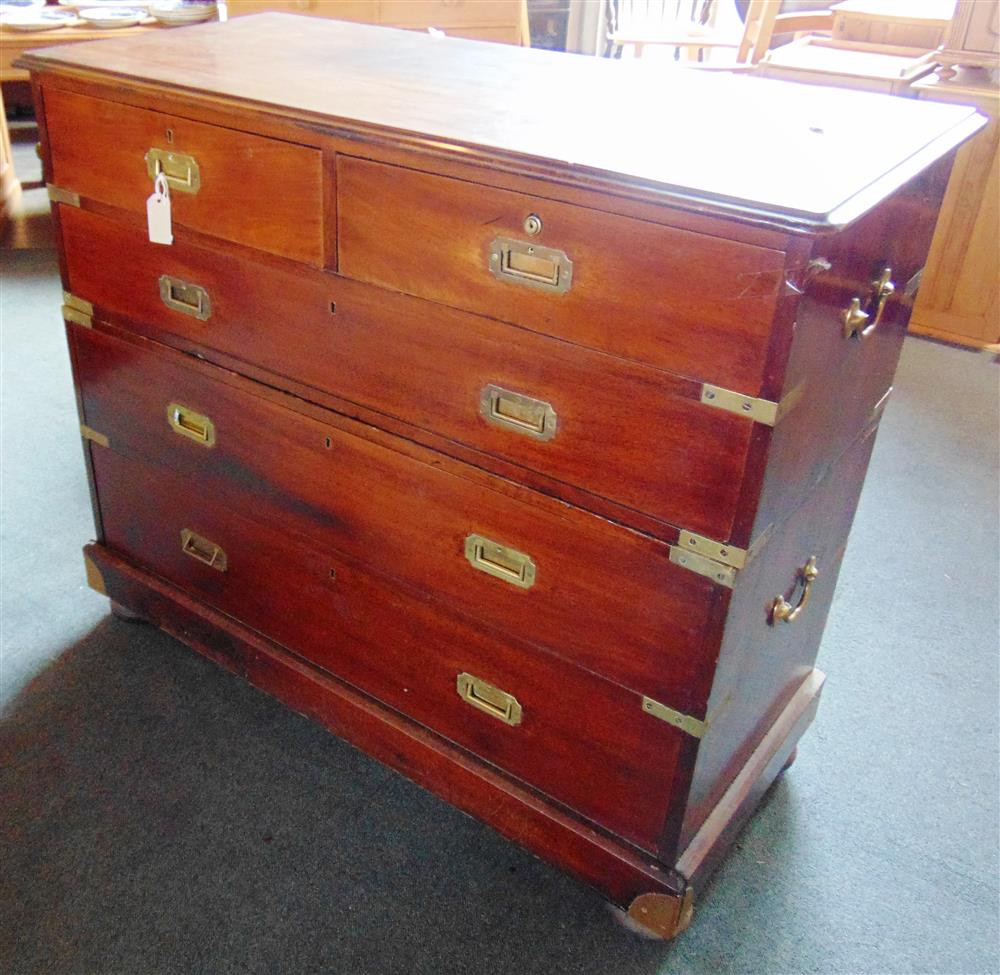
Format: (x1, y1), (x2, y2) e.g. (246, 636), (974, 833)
(92, 447), (686, 853)
(72, 325), (724, 712)
(337, 156), (787, 393)
(44, 88), (323, 265)
(60, 205), (754, 540)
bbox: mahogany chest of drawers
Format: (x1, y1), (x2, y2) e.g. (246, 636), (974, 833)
(20, 15), (983, 938)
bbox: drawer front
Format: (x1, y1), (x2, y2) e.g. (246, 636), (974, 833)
(44, 88), (323, 265)
(72, 326), (723, 711)
(92, 447), (684, 853)
(61, 205), (754, 540)
(337, 156), (786, 393)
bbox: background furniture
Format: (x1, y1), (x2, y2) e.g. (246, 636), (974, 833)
(0, 86), (20, 238)
(2, 23), (163, 84)
(225, 0), (530, 45)
(758, 35), (936, 94)
(935, 0), (999, 77)
(909, 69), (999, 348)
(607, 0), (779, 64)
(831, 0), (954, 50)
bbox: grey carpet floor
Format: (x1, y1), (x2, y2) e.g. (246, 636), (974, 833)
(1, 245), (998, 975)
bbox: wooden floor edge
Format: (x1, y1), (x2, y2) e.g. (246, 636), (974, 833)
(83, 542), (688, 909)
(675, 668), (826, 884)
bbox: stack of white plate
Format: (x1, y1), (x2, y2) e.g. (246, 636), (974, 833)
(148, 0), (216, 25)
(76, 5), (149, 28)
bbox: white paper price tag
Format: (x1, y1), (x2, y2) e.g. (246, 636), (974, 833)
(146, 172), (173, 245)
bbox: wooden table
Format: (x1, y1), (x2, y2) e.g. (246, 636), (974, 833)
(2, 22), (171, 83)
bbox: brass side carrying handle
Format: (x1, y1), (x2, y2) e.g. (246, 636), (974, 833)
(464, 534), (536, 589)
(180, 529), (227, 571)
(167, 402), (215, 447)
(771, 555), (819, 624)
(842, 267), (895, 339)
(480, 384), (558, 441)
(160, 275), (211, 321)
(145, 148), (200, 194)
(456, 673), (522, 726)
(488, 236), (573, 294)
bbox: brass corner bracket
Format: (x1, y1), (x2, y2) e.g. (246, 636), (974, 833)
(46, 184), (80, 207)
(79, 424), (108, 448)
(62, 292), (93, 328)
(668, 545), (737, 589)
(700, 380), (804, 427)
(642, 697), (707, 739)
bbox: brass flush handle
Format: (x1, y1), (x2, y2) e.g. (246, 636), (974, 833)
(480, 384), (558, 441)
(167, 403), (215, 447)
(180, 529), (227, 571)
(145, 148), (200, 194)
(464, 534), (536, 589)
(457, 673), (522, 726)
(488, 236), (573, 294)
(159, 275), (211, 321)
(842, 267), (895, 339)
(771, 556), (819, 624)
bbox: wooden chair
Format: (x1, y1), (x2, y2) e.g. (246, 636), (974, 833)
(607, 1), (833, 67)
(607, 0), (781, 64)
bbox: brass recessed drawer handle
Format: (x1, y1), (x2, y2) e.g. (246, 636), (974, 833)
(771, 555), (819, 624)
(456, 672), (522, 726)
(480, 384), (558, 441)
(159, 275), (212, 321)
(180, 529), (227, 571)
(167, 402), (216, 447)
(842, 267), (895, 339)
(145, 148), (200, 194)
(464, 533), (536, 589)
(488, 236), (573, 294)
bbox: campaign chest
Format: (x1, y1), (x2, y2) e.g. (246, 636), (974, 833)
(20, 15), (983, 938)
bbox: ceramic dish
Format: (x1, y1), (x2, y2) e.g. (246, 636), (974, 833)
(149, 0), (215, 25)
(0, 7), (79, 29)
(77, 5), (147, 26)
(59, 0), (148, 9)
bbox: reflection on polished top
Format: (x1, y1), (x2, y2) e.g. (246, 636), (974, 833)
(20, 12), (985, 225)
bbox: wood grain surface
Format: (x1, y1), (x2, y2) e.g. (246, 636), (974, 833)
(19, 14), (984, 225)
(83, 542), (691, 907)
(337, 156), (786, 393)
(71, 324), (727, 713)
(60, 204), (756, 540)
(44, 87), (323, 264)
(91, 447), (690, 853)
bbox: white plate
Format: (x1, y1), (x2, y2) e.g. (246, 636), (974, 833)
(150, 2), (215, 24)
(0, 8), (80, 29)
(77, 5), (147, 26)
(59, 0), (148, 9)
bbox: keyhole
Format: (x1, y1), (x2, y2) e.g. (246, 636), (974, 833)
(166, 128), (174, 145)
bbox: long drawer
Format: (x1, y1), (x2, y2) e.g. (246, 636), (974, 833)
(44, 88), (324, 265)
(60, 204), (755, 540)
(337, 156), (787, 393)
(71, 325), (724, 711)
(91, 448), (686, 854)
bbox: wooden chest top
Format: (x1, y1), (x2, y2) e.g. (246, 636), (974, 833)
(20, 12), (983, 228)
